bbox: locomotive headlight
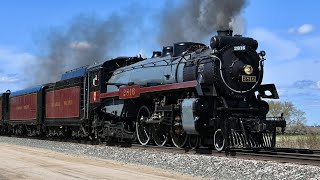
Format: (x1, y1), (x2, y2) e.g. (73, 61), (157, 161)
(243, 65), (253, 75)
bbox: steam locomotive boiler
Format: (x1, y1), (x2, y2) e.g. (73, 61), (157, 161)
(96, 30), (286, 150)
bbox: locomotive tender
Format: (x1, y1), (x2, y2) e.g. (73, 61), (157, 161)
(0, 30), (285, 151)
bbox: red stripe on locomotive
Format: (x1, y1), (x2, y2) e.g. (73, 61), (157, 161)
(100, 91), (119, 99)
(119, 85), (141, 99)
(10, 93), (37, 121)
(140, 80), (198, 93)
(100, 80), (198, 99)
(46, 86), (80, 119)
(90, 91), (101, 103)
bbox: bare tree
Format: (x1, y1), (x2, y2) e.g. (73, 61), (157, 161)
(267, 101), (307, 134)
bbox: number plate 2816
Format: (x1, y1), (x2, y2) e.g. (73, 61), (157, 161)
(119, 85), (141, 99)
(242, 76), (256, 82)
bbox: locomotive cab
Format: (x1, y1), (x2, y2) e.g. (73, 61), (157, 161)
(88, 56), (145, 95)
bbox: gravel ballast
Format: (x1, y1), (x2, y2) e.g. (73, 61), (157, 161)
(0, 136), (319, 180)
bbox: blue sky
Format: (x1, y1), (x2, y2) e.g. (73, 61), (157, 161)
(0, 0), (319, 124)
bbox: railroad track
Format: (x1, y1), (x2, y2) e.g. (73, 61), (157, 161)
(8, 136), (320, 166)
(131, 144), (320, 166)
(223, 148), (320, 166)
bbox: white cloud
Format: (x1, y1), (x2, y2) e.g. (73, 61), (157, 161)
(288, 24), (315, 35)
(249, 28), (300, 61)
(0, 47), (36, 69)
(69, 41), (91, 50)
(297, 24), (314, 35)
(250, 27), (320, 124)
(263, 57), (320, 86)
(0, 75), (18, 83)
(0, 47), (36, 91)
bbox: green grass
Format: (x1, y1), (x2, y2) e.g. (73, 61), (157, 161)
(276, 134), (320, 149)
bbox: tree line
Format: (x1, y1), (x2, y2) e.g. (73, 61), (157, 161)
(267, 101), (308, 134)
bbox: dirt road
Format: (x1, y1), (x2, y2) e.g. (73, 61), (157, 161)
(0, 143), (199, 180)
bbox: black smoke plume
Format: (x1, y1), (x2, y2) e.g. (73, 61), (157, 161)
(158, 0), (247, 45)
(28, 0), (247, 85)
(29, 14), (128, 85)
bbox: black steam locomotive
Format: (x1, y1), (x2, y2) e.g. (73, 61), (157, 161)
(0, 30), (285, 151)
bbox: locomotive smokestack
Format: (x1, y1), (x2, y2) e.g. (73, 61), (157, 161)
(217, 30), (233, 36)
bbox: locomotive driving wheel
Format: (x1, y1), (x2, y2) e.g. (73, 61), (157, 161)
(188, 135), (200, 149)
(214, 129), (226, 152)
(136, 106), (151, 145)
(152, 123), (168, 147)
(171, 115), (187, 148)
(171, 131), (187, 148)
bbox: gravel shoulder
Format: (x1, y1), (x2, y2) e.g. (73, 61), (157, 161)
(0, 136), (320, 180)
(0, 143), (199, 180)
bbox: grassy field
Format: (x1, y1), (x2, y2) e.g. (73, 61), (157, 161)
(276, 134), (320, 149)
